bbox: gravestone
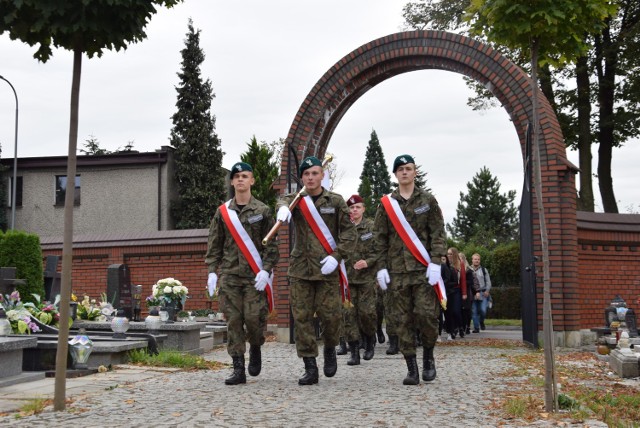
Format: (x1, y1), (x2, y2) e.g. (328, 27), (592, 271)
(0, 267), (25, 296)
(43, 255), (61, 301)
(132, 284), (143, 321)
(107, 264), (133, 319)
(626, 309), (638, 337)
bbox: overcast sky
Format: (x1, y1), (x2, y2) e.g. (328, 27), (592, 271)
(1, 0), (638, 226)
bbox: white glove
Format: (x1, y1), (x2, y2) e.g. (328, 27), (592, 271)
(427, 263), (441, 286)
(320, 255), (339, 275)
(207, 272), (218, 296)
(276, 206), (291, 223)
(254, 270), (269, 291)
(376, 269), (390, 290)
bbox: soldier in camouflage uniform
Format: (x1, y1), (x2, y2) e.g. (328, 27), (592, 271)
(276, 156), (356, 385)
(373, 154), (447, 385)
(343, 194), (378, 365)
(205, 161), (279, 385)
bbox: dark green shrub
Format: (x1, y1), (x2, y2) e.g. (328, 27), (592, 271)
(460, 244), (492, 271)
(0, 230), (44, 304)
(487, 287), (521, 319)
(491, 242), (520, 287)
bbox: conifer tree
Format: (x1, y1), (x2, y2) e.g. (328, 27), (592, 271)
(357, 130), (392, 217)
(170, 20), (225, 229)
(447, 166), (518, 245)
(240, 136), (279, 211)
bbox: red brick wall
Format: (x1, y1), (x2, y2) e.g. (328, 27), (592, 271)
(40, 212), (640, 335)
(576, 212), (640, 329)
(41, 235), (218, 315)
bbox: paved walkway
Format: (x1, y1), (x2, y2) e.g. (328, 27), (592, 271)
(0, 329), (606, 427)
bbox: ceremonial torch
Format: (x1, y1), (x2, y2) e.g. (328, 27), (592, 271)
(262, 154), (333, 245)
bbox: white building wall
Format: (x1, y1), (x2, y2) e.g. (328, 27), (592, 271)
(15, 164), (162, 237)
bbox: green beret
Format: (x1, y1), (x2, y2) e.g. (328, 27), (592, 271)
(229, 161), (253, 179)
(299, 156), (322, 176)
(392, 154), (415, 173)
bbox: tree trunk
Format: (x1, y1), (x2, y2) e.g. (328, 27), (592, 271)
(54, 47), (82, 412)
(597, 26), (619, 213)
(530, 38), (557, 413)
(538, 64), (556, 111)
(575, 55), (594, 211)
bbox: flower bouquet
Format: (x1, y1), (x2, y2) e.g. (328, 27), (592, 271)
(23, 293), (62, 327)
(150, 277), (188, 308)
(150, 278), (188, 321)
(0, 291), (41, 334)
(77, 293), (116, 321)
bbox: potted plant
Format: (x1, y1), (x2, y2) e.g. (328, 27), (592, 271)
(150, 278), (188, 321)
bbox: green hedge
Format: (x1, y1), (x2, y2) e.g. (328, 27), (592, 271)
(486, 287), (521, 319)
(0, 230), (44, 304)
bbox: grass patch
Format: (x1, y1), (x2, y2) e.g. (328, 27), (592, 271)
(127, 349), (226, 370)
(484, 318), (522, 327)
(17, 397), (49, 417)
(498, 350), (640, 426)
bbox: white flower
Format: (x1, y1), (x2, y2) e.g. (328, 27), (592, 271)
(163, 286), (172, 294)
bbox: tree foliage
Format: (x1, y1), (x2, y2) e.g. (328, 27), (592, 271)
(0, 0), (182, 410)
(79, 135), (111, 155)
(240, 136), (279, 211)
(357, 130), (392, 216)
(170, 20), (225, 229)
(448, 166), (518, 244)
(403, 0), (635, 213)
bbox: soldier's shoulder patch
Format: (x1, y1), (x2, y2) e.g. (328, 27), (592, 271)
(414, 204), (430, 214)
(248, 214), (264, 224)
(320, 207), (336, 214)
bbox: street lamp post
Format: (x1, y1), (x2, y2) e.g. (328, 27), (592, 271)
(0, 75), (18, 230)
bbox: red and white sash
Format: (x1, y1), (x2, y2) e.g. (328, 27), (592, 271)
(219, 200), (274, 312)
(380, 194), (447, 309)
(297, 195), (350, 303)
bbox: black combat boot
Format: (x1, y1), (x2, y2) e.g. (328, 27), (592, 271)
(422, 346), (436, 382)
(248, 345), (261, 377)
(323, 346), (337, 377)
(347, 341), (360, 366)
(386, 335), (399, 355)
(298, 357), (319, 385)
(363, 334), (375, 360)
(225, 355), (246, 385)
(403, 355), (420, 385)
(337, 337), (348, 355)
(376, 321), (386, 344)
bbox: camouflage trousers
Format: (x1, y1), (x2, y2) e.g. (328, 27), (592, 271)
(219, 274), (268, 357)
(385, 272), (439, 356)
(378, 287), (397, 335)
(343, 281), (377, 342)
(290, 277), (342, 357)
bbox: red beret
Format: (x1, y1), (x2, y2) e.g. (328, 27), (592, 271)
(347, 194), (364, 206)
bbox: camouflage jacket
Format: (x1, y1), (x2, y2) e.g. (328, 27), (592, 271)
(205, 196), (279, 278)
(277, 188), (356, 281)
(345, 217), (377, 284)
(373, 187), (446, 274)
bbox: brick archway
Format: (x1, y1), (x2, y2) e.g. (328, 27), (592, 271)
(273, 30), (579, 346)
